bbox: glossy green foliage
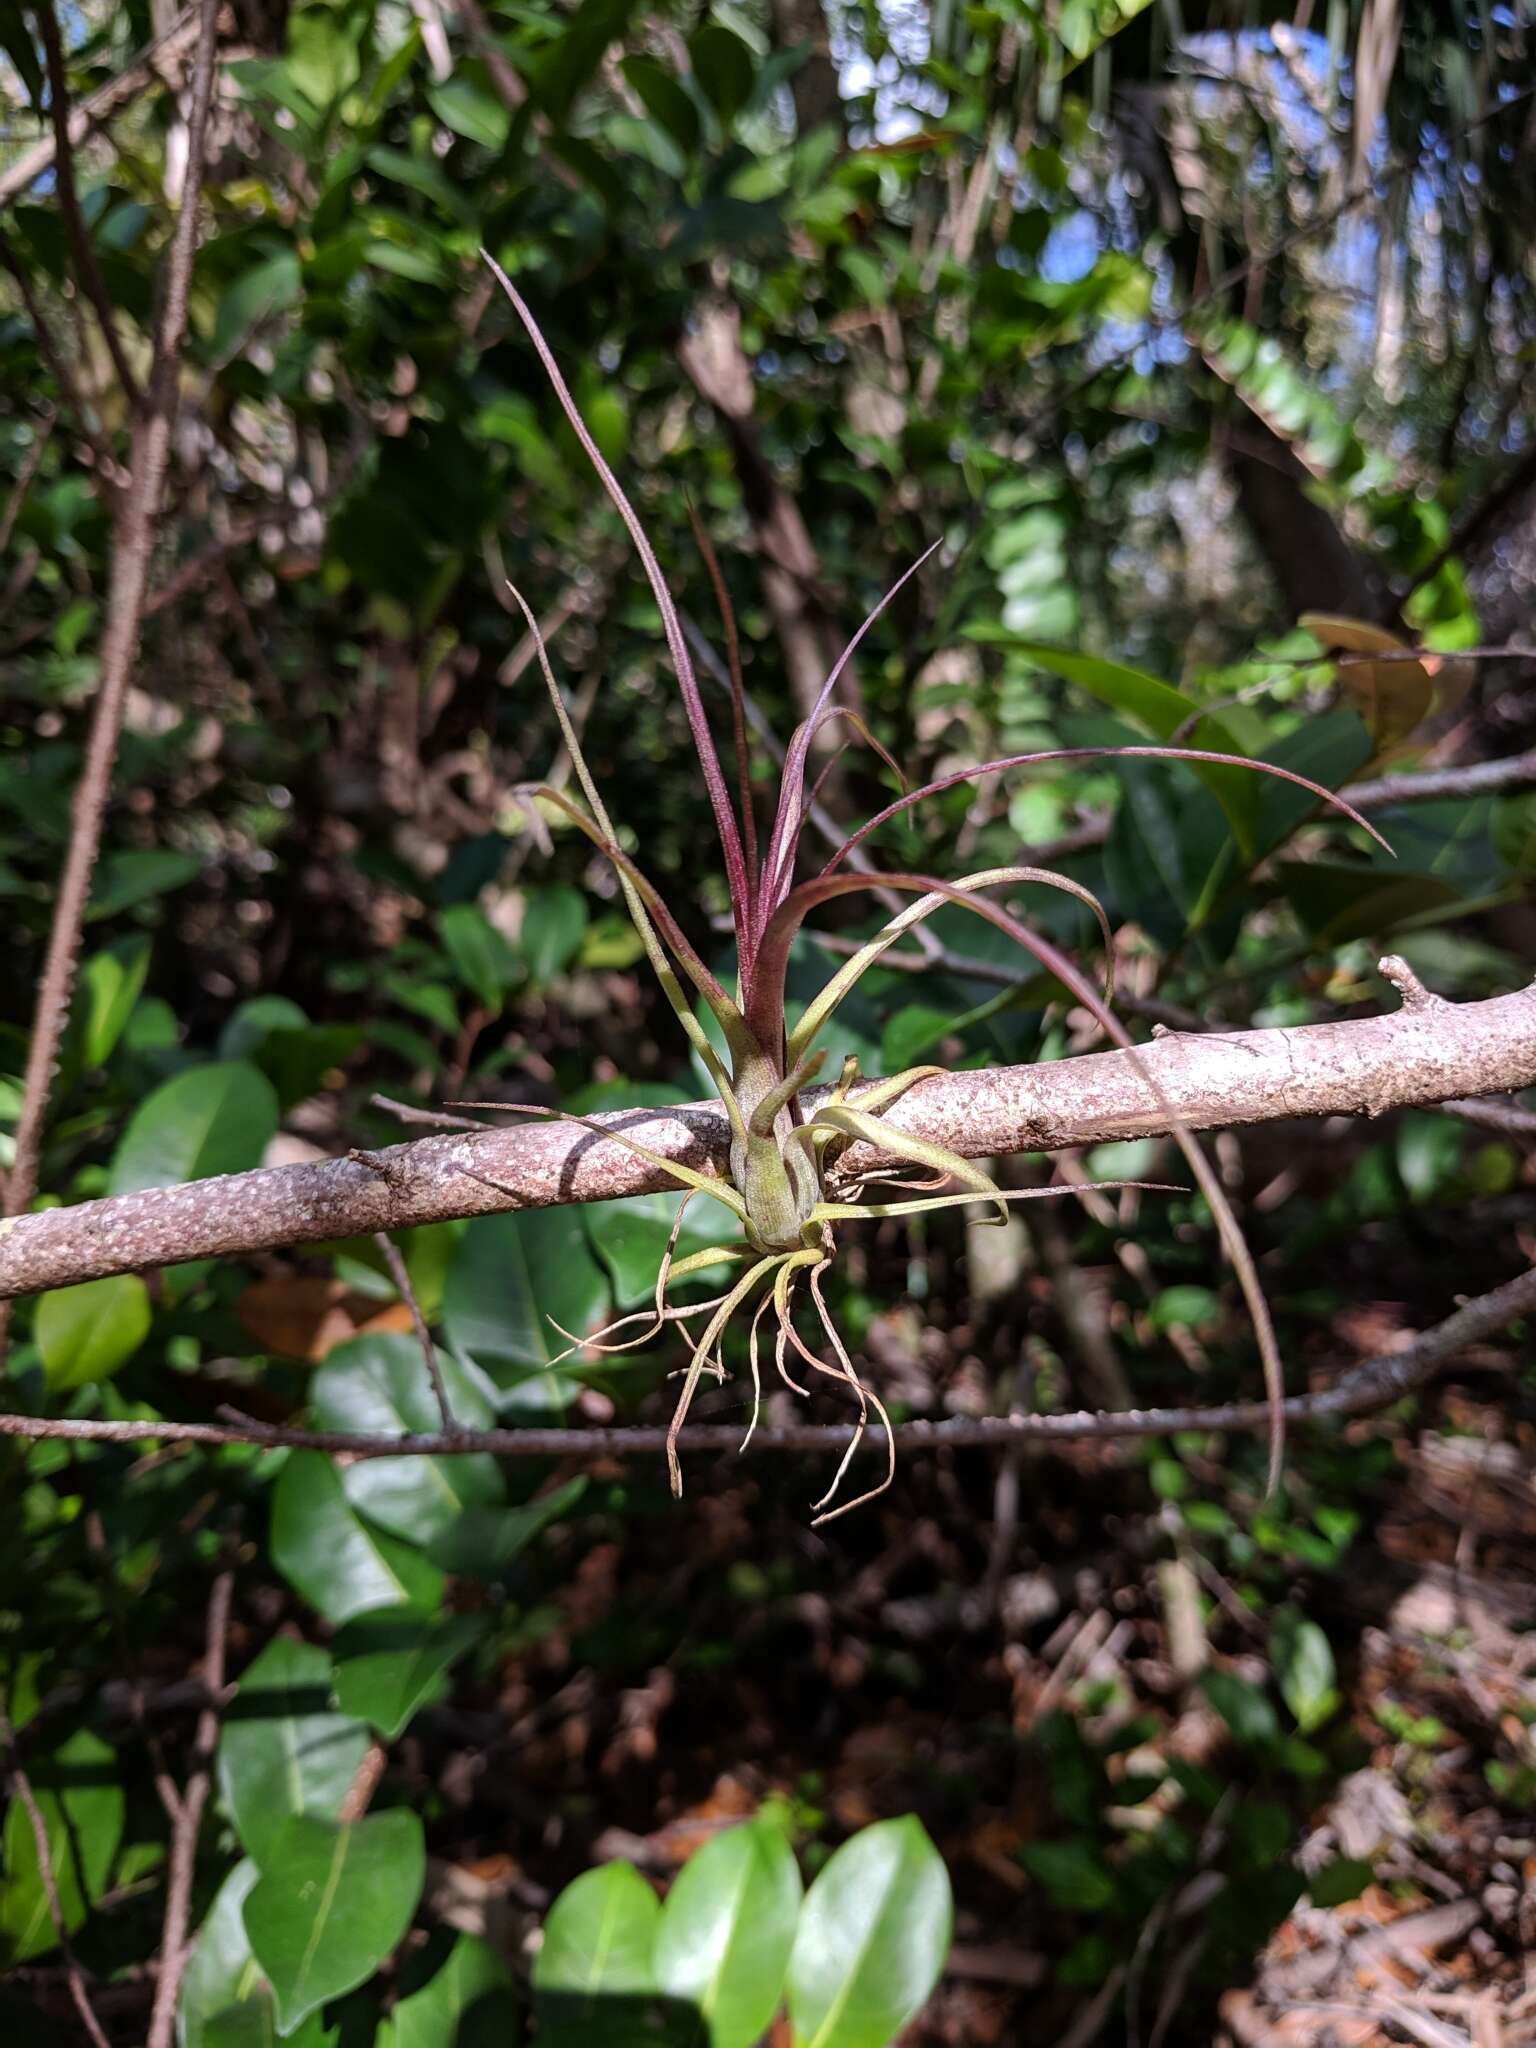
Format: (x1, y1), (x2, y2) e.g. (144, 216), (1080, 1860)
(653, 1819), (803, 2048)
(787, 1818), (953, 2048)
(6, 2), (1532, 2041)
(0, 1730), (123, 1965)
(242, 1811), (426, 2032)
(532, 1817), (951, 2048)
(216, 1637), (372, 1869)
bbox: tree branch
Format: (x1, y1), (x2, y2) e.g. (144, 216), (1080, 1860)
(0, 7), (202, 205)
(144, 1567), (233, 2048)
(0, 958), (1531, 1302)
(34, 0), (143, 407)
(3, 0), (219, 1239)
(0, 1263), (1530, 1462)
(1, 1731), (112, 2048)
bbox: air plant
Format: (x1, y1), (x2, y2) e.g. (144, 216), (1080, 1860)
(467, 254), (1392, 1523)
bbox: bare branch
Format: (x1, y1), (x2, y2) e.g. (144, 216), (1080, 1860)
(1342, 746), (1536, 809)
(0, 959), (1529, 1302)
(0, 1262), (1530, 1462)
(4, 0), (220, 1239)
(374, 1231), (457, 1430)
(1, 1733), (112, 2048)
(34, 0), (143, 406)
(144, 1567), (233, 2048)
(1440, 1096), (1536, 1139)
(0, 7), (202, 206)
(0, 407), (53, 557)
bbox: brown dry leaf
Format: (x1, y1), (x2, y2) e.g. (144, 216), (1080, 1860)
(608, 1777), (761, 1871)
(236, 1275), (414, 1361)
(1299, 612), (1441, 753)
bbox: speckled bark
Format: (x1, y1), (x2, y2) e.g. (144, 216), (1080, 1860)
(0, 959), (1531, 1301)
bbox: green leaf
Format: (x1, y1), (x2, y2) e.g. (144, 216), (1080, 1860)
(1019, 1838), (1117, 1912)
(309, 1333), (503, 1544)
(34, 1273), (152, 1391)
(216, 1637), (372, 1870)
(86, 848), (201, 920)
(443, 1207), (609, 1401)
(1272, 1609), (1340, 1735)
(109, 1061), (279, 1194)
(533, 1861), (659, 2029)
(984, 641), (1259, 850)
(621, 56), (701, 154)
(381, 1931), (519, 2048)
(332, 1611), (484, 1741)
(270, 1453), (444, 1626)
(440, 904), (518, 1012)
(427, 77), (512, 150)
(177, 1859), (337, 2048)
(0, 1730), (124, 1965)
(787, 1817), (952, 2048)
(654, 1820), (802, 2048)
(243, 1811), (425, 2034)
(521, 884), (589, 984)
(211, 251), (302, 360)
(1200, 1669), (1280, 1748)
(218, 996), (309, 1061)
(1275, 862), (1462, 945)
(79, 936), (151, 1068)
(584, 1191), (725, 1311)
(427, 1476), (587, 1579)
(1307, 1855), (1374, 1909)
(688, 25), (755, 123)
(177, 1860), (265, 2048)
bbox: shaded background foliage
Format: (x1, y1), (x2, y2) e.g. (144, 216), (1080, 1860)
(1, 1), (1535, 2043)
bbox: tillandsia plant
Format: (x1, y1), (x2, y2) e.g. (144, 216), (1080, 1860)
(466, 255), (1392, 1522)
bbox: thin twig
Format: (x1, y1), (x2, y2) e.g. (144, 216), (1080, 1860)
(144, 1567), (233, 2048)
(35, 0), (143, 407)
(0, 407), (54, 557)
(3, 0), (219, 1253)
(337, 1743), (388, 1823)
(0, 225), (125, 490)
(0, 1260), (1529, 1462)
(0, 6), (201, 205)
(1, 1727), (112, 2048)
(1038, 83), (1536, 433)
(373, 1231), (457, 1429)
(1440, 1096), (1536, 1139)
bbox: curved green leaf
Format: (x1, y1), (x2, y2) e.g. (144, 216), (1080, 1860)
(655, 1820), (802, 2048)
(440, 904), (518, 1011)
(332, 1610), (484, 1741)
(109, 1060), (279, 1194)
(0, 1730), (124, 1966)
(177, 1860), (335, 2048)
(309, 1332), (503, 1543)
(521, 884), (589, 984)
(381, 1931), (518, 2048)
(243, 1810), (425, 2034)
(216, 1637), (371, 1870)
(270, 1452), (443, 1626)
(533, 1860), (659, 2029)
(443, 1206), (608, 1406)
(34, 1273), (151, 1392)
(80, 936), (151, 1068)
(984, 640), (1259, 850)
(787, 1817), (952, 2048)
